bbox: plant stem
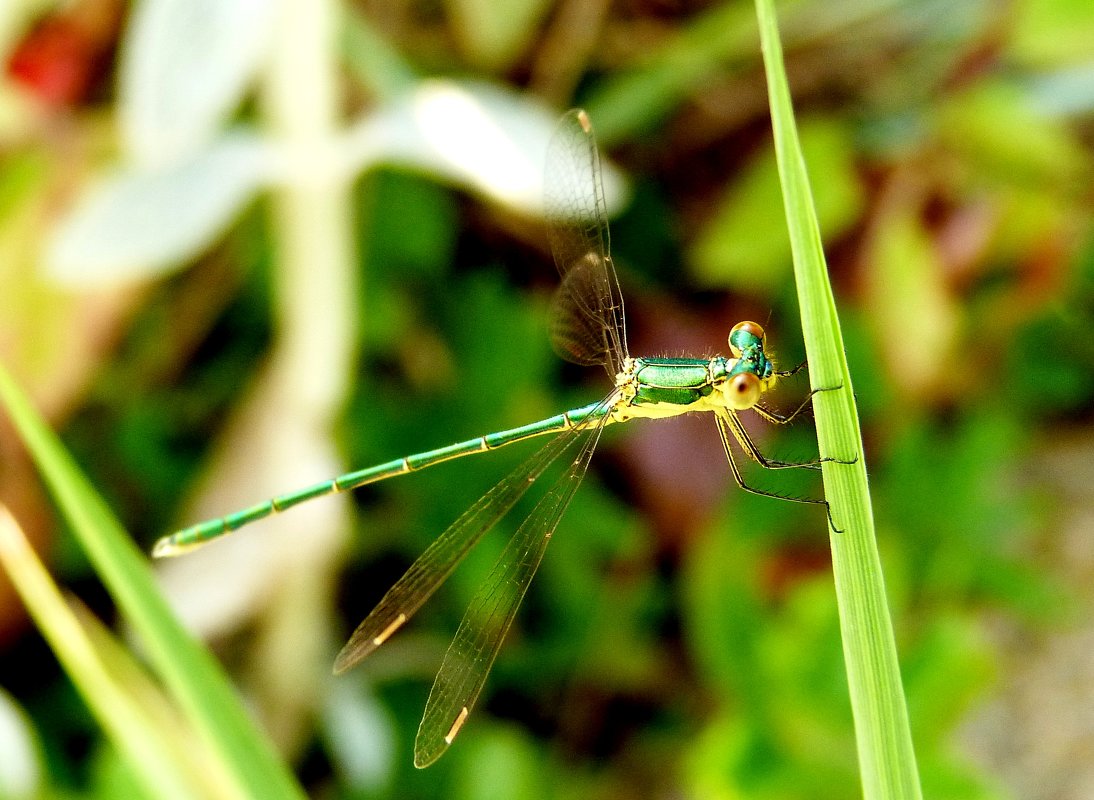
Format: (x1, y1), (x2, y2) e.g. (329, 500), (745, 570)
(256, 0), (357, 747)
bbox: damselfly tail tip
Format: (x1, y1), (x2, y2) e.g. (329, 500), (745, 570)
(150, 536), (180, 558)
(150, 534), (203, 559)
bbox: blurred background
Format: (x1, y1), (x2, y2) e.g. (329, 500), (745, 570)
(1, 0), (1093, 797)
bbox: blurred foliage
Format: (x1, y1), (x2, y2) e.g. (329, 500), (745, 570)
(1, 0), (1094, 799)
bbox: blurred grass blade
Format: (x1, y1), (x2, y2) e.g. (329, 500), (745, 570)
(73, 600), (253, 797)
(0, 363), (305, 800)
(752, 1), (924, 798)
(0, 504), (202, 800)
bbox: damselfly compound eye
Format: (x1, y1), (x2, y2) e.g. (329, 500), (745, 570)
(729, 321), (766, 356)
(725, 371), (762, 409)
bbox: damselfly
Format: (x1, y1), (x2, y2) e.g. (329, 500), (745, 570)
(154, 109), (847, 768)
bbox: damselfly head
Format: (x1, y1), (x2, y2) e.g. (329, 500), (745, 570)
(728, 321), (766, 357)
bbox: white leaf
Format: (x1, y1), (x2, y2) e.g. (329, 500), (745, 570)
(337, 80), (629, 217)
(119, 0), (277, 166)
(46, 134), (270, 285)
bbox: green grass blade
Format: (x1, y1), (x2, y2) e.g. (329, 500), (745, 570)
(0, 506), (205, 800)
(752, 1), (924, 798)
(0, 362), (305, 800)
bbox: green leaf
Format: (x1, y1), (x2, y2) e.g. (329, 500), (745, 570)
(690, 117), (864, 294)
(447, 0), (554, 72)
(1009, 0), (1094, 67)
(934, 82), (1088, 190)
(861, 203), (957, 399)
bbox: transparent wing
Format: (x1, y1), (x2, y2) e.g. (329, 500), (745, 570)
(332, 394), (616, 674)
(412, 411), (608, 767)
(332, 420), (576, 672)
(545, 109), (629, 377)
